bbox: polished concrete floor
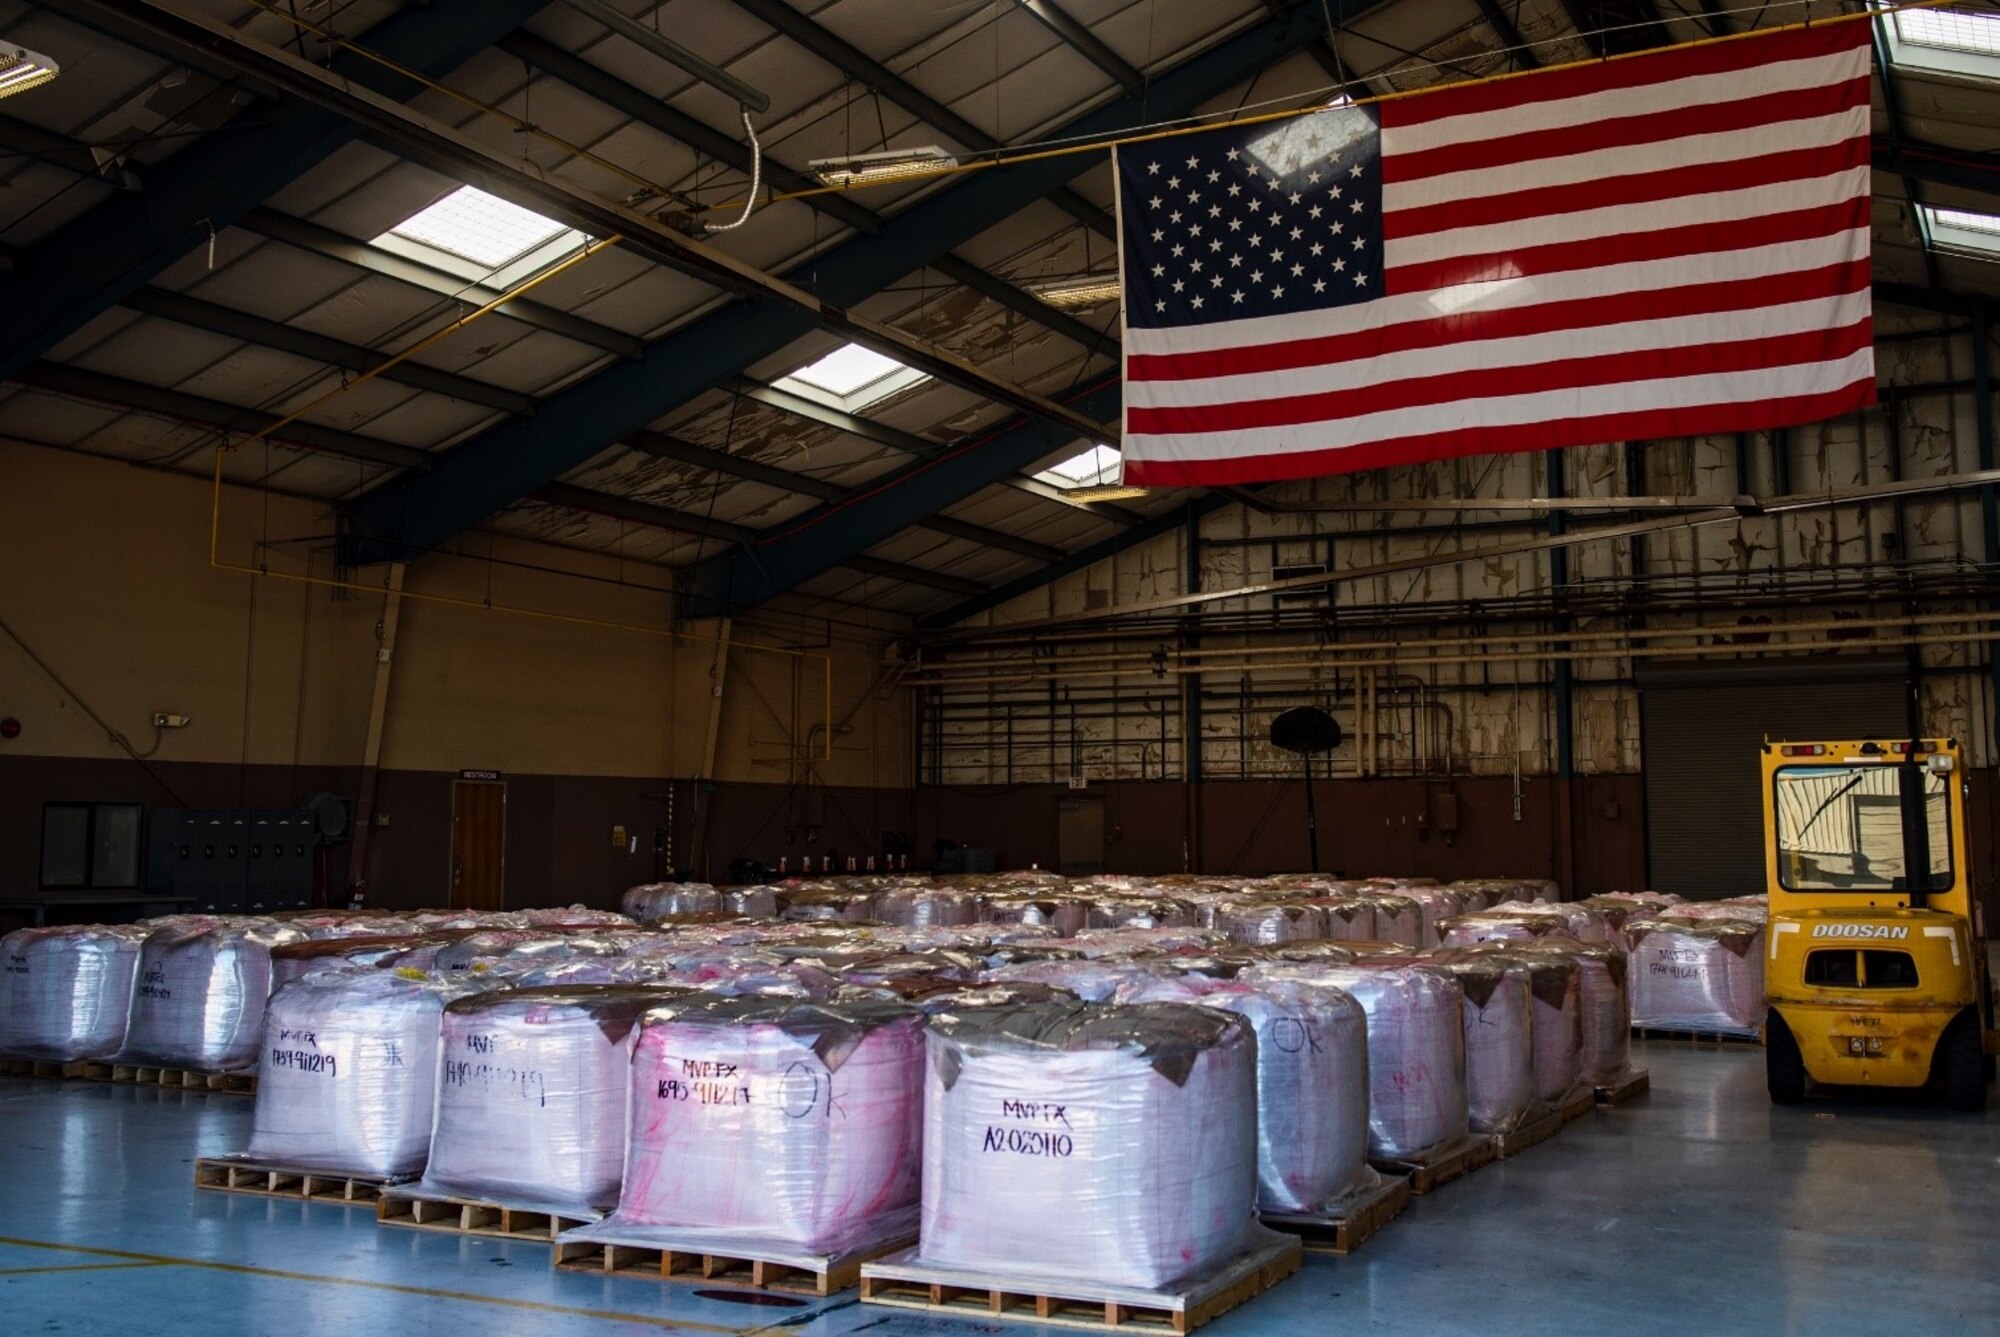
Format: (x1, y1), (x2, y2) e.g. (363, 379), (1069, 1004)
(2, 1041), (1994, 1337)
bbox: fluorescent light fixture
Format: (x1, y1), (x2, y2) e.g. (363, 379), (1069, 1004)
(388, 186), (572, 268)
(1922, 203), (2000, 259)
(1029, 274), (1122, 310)
(1897, 7), (2000, 56)
(810, 145), (958, 188)
(773, 342), (932, 411)
(0, 46), (59, 100)
(1035, 443), (1146, 499)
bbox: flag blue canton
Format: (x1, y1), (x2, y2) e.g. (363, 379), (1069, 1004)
(1118, 105), (1383, 331)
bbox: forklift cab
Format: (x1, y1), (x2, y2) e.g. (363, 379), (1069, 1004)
(1762, 738), (1995, 1111)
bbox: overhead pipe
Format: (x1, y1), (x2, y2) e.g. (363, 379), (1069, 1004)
(560, 0), (771, 112)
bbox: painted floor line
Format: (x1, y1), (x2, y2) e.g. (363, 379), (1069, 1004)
(0, 1233), (756, 1332)
(0, 1260), (167, 1277)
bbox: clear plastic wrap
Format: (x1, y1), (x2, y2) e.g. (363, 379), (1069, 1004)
(243, 968), (496, 1176)
(1362, 895), (1424, 948)
(781, 890), (879, 923)
(1472, 950), (1583, 1104)
(919, 1002), (1258, 1289)
(1083, 897), (1197, 930)
(521, 906), (635, 929)
(1628, 917), (1765, 1035)
(981, 957), (1167, 1002)
(1245, 963), (1466, 1161)
(1422, 953), (1536, 1134)
(1437, 911), (1575, 949)
(873, 889), (982, 929)
(271, 935), (454, 988)
(623, 883), (722, 921)
(1211, 901), (1328, 946)
(721, 886), (785, 918)
(121, 922), (309, 1070)
(431, 931), (618, 974)
(602, 997), (926, 1253)
(0, 925), (147, 1061)
(418, 986), (674, 1217)
(1525, 942), (1632, 1084)
(1312, 898), (1379, 943)
(1115, 975), (1374, 1215)
(981, 895), (1090, 937)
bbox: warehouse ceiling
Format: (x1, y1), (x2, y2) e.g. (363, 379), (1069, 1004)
(1, 0), (1997, 622)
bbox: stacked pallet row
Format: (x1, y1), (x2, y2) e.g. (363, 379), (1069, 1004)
(0, 872), (1753, 1331)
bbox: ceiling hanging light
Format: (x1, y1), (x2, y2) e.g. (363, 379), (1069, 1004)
(809, 146), (958, 189)
(1029, 273), (1123, 310)
(0, 46), (59, 100)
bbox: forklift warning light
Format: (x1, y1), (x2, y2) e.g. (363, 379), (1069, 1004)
(1780, 745), (1828, 756)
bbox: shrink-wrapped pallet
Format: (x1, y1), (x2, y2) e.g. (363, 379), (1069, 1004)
(1422, 953), (1535, 1134)
(982, 957), (1165, 1002)
(1437, 911), (1573, 949)
(874, 888), (982, 929)
(1067, 926), (1223, 958)
(121, 922), (308, 1070)
(1313, 898), (1379, 943)
(1116, 975), (1374, 1215)
(1211, 901), (1328, 946)
(418, 986), (673, 1217)
(981, 894), (1089, 937)
(0, 925), (147, 1061)
(1472, 950), (1583, 1103)
(522, 906), (633, 929)
(1083, 897), (1197, 930)
(721, 886), (785, 918)
(1488, 900), (1609, 944)
(432, 931), (619, 974)
(1628, 917), (1765, 1035)
(271, 935), (455, 988)
(623, 883), (722, 921)
(1524, 942), (1632, 1085)
(782, 890), (879, 923)
(244, 968), (495, 1176)
(919, 1002), (1258, 1289)
(601, 997), (925, 1253)
(1246, 963), (1466, 1161)
(1363, 895), (1425, 948)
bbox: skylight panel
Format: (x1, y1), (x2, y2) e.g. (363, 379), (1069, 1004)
(387, 186), (571, 268)
(1897, 7), (2000, 57)
(771, 343), (931, 411)
(1037, 443), (1122, 489)
(1923, 204), (2000, 258)
(786, 344), (906, 397)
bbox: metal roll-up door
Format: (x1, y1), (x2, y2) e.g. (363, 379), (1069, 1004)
(1640, 657), (1910, 898)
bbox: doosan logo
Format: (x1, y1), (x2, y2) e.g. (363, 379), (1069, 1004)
(1811, 924), (1910, 940)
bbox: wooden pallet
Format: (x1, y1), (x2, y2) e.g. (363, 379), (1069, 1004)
(1261, 1174), (1411, 1255)
(1594, 1068), (1651, 1106)
(194, 1157), (413, 1207)
(84, 1061), (256, 1094)
(377, 1190), (593, 1243)
(1632, 1026), (1763, 1047)
(553, 1228), (914, 1296)
(860, 1234), (1300, 1334)
(1371, 1133), (1497, 1195)
(0, 1058), (93, 1079)
(1557, 1089), (1597, 1124)
(1490, 1108), (1564, 1159)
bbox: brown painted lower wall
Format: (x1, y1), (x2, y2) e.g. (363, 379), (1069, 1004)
(6, 756), (1993, 918)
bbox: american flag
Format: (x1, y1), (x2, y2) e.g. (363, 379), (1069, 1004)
(1115, 21), (1874, 487)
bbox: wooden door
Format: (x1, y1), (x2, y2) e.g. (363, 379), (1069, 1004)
(1057, 797), (1106, 877)
(450, 781), (506, 909)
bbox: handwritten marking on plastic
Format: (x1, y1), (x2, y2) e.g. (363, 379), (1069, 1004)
(268, 1048), (336, 1076)
(442, 1059), (547, 1108)
(1265, 1016), (1323, 1055)
(136, 969), (172, 1001)
(981, 1095), (1077, 1156)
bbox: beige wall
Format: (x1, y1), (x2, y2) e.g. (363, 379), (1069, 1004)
(0, 440), (909, 787)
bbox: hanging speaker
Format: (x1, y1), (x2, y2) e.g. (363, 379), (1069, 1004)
(1270, 706), (1344, 756)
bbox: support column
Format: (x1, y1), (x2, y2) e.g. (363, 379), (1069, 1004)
(1975, 308), (1997, 762)
(345, 563), (405, 905)
(1182, 503), (1204, 871)
(1546, 450), (1577, 897)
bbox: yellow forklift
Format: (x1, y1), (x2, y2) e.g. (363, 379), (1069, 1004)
(1762, 738), (1996, 1111)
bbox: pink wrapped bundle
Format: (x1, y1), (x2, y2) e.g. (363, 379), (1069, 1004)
(1488, 901), (1609, 944)
(420, 986), (671, 1216)
(1082, 897), (1197, 930)
(980, 895), (1089, 937)
(245, 968), (498, 1176)
(522, 906), (634, 929)
(981, 958), (1166, 1002)
(873, 889), (982, 930)
(1247, 962), (1466, 1160)
(622, 883), (722, 920)
(606, 998), (925, 1252)
(720, 887), (785, 918)
(1311, 898), (1379, 943)
(431, 931), (613, 973)
(121, 922), (309, 1070)
(0, 925), (147, 1061)
(1476, 950), (1583, 1103)
(1362, 896), (1424, 948)
(1628, 917), (1765, 1035)
(1423, 953), (1535, 1133)
(1067, 927), (1224, 958)
(1211, 901), (1329, 946)
(1525, 943), (1632, 1084)
(1116, 975), (1374, 1215)
(294, 916), (414, 941)
(920, 1002), (1258, 1289)
(405, 911), (533, 931)
(781, 890), (879, 923)
(1437, 911), (1574, 949)
(271, 934), (453, 988)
